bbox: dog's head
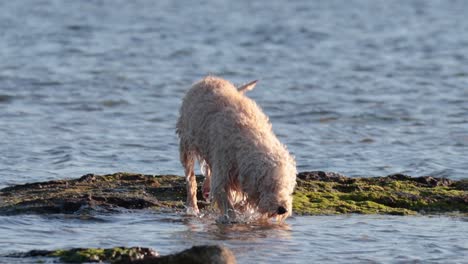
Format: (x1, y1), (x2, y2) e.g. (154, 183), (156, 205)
(258, 193), (293, 221)
(257, 160), (297, 222)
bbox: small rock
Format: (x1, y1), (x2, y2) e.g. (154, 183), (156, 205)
(415, 176), (452, 187)
(78, 174), (96, 182)
(117, 245), (236, 264)
(297, 171), (354, 184)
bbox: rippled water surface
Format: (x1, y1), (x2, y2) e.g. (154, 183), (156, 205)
(1, 214), (467, 264)
(1, 0), (467, 263)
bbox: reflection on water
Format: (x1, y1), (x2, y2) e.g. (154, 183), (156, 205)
(179, 215), (292, 242)
(1, 213), (467, 263)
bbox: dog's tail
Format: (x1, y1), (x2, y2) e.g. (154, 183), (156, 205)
(237, 80), (258, 94)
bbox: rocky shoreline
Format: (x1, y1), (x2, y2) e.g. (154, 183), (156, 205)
(0, 171), (466, 216)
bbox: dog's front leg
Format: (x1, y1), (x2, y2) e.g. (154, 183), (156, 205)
(182, 153), (199, 215)
(213, 191), (236, 223)
(186, 171), (199, 215)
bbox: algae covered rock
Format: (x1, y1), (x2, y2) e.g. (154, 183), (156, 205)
(293, 171), (468, 215)
(0, 172), (204, 215)
(0, 171), (466, 216)
(8, 246), (158, 263)
(7, 245), (236, 264)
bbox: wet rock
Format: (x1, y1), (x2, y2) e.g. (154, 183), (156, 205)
(117, 245), (236, 264)
(0, 171), (466, 216)
(384, 173), (453, 187)
(453, 179), (468, 191)
(8, 247), (159, 263)
(78, 173), (97, 182)
(0, 173), (188, 215)
(7, 245), (236, 264)
(297, 171), (355, 184)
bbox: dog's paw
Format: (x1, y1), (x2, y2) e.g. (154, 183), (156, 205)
(216, 212), (239, 224)
(185, 206), (200, 216)
(216, 215), (231, 224)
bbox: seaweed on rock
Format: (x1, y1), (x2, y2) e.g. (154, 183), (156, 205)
(0, 171), (466, 216)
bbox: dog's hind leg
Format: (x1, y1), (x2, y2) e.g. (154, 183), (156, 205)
(181, 148), (199, 215)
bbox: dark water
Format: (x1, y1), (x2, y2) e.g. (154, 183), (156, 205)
(1, 0), (467, 263)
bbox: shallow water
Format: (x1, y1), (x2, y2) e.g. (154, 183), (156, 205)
(1, 0), (467, 263)
(1, 213), (467, 263)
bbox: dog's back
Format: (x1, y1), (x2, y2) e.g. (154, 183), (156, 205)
(177, 76), (271, 156)
(178, 76), (268, 126)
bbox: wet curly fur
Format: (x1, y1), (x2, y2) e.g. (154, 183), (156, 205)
(176, 76), (296, 222)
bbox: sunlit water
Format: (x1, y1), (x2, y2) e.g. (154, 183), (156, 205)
(1, 0), (467, 263)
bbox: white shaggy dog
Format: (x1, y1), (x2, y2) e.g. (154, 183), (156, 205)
(176, 76), (296, 222)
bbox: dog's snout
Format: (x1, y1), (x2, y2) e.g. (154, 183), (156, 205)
(277, 206), (287, 215)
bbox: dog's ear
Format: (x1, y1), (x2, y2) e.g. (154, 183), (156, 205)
(237, 80), (258, 94)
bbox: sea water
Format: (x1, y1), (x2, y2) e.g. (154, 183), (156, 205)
(1, 0), (467, 263)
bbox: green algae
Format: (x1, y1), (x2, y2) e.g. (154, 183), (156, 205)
(50, 248), (106, 262)
(293, 172), (467, 215)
